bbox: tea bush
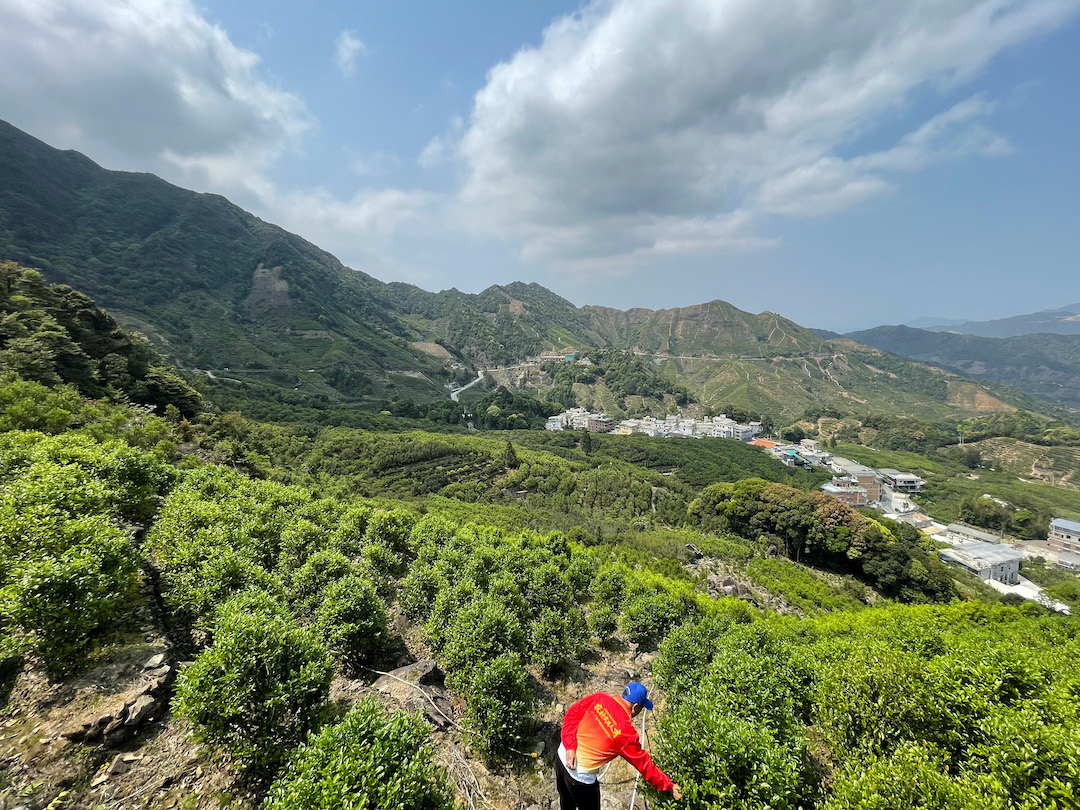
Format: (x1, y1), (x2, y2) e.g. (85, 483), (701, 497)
(312, 574), (389, 673)
(0, 431), (168, 673)
(530, 607), (589, 678)
(462, 652), (534, 765)
(263, 698), (455, 810)
(174, 593), (334, 774)
(0, 518), (138, 674)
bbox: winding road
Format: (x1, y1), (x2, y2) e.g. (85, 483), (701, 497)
(451, 370), (485, 402)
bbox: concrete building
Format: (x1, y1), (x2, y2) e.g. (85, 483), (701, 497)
(587, 415), (615, 433)
(939, 542), (1022, 585)
(1049, 518), (1080, 554)
(821, 477), (868, 506)
(946, 523), (1003, 545)
(1056, 551), (1080, 572)
(879, 469), (926, 493)
(897, 512), (934, 529)
(829, 457), (881, 501)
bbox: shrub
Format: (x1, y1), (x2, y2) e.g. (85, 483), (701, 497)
(463, 652), (534, 764)
(263, 698), (455, 810)
(441, 596), (527, 679)
(313, 575), (390, 674)
(825, 743), (984, 810)
(363, 508), (416, 559)
(288, 550), (357, 615)
(530, 607), (589, 678)
(174, 594), (333, 774)
(619, 590), (686, 648)
(0, 517), (138, 675)
(657, 706), (811, 810)
(588, 605), (619, 641)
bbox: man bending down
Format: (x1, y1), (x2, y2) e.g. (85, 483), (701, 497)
(556, 681), (682, 809)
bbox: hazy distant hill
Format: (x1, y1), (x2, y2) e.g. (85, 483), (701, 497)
(926, 305), (1080, 337)
(848, 325), (1080, 410)
(905, 316), (968, 329)
(0, 118), (1063, 422)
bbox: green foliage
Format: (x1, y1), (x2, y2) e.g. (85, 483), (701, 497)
(263, 698), (455, 810)
(746, 558), (865, 615)
(462, 652), (534, 765)
(0, 430), (170, 673)
(312, 575), (390, 674)
(587, 605), (619, 641)
(174, 593), (333, 774)
(544, 350), (693, 409)
(688, 478), (956, 602)
(0, 261), (201, 414)
(0, 517), (137, 674)
(530, 607), (589, 678)
(655, 604), (1080, 810)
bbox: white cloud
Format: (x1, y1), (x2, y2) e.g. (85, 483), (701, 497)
(335, 29), (367, 78)
(456, 0), (1080, 268)
(0, 0), (312, 187)
(0, 0), (434, 277)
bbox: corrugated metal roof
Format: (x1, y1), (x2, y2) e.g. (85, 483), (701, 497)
(1051, 518), (1080, 534)
(940, 542), (1023, 568)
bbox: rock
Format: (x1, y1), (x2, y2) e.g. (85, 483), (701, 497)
(125, 695), (157, 726)
(107, 755), (130, 775)
(374, 660), (444, 704)
(148, 664), (172, 679)
(556, 703), (565, 714)
(143, 653), (166, 670)
(722, 577), (738, 588)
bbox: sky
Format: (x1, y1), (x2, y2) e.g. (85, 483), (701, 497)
(1, 0), (1079, 331)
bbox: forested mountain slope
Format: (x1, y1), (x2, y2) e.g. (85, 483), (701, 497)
(0, 119), (447, 403)
(848, 325), (1080, 411)
(0, 119), (1065, 424)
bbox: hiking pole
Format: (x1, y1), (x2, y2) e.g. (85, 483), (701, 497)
(628, 707), (648, 809)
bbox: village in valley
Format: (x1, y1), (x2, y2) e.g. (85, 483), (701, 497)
(545, 402), (1078, 615)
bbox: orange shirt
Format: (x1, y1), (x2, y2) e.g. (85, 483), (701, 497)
(560, 692), (673, 792)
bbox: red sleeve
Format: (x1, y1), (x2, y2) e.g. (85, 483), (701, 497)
(617, 727), (674, 792)
(560, 694), (592, 751)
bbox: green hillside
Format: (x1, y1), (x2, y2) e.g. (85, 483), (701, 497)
(848, 324), (1080, 411)
(0, 118), (1069, 427)
(3, 367), (1079, 810)
(0, 119), (448, 404)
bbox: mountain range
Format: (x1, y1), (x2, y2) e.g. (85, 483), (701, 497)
(0, 119), (1066, 423)
(923, 304), (1080, 338)
(846, 325), (1080, 411)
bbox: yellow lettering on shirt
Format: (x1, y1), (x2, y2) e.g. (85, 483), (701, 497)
(593, 703), (622, 740)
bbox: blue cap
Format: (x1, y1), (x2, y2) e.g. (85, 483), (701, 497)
(622, 681), (653, 710)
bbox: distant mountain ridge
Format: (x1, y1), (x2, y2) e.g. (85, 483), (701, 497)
(926, 304), (1080, 338)
(847, 325), (1080, 410)
(0, 118), (1064, 422)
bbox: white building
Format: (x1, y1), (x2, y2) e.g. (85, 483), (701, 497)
(879, 469), (926, 493)
(939, 542), (1022, 585)
(1049, 518), (1080, 554)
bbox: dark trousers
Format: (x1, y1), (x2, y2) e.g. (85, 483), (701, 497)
(555, 754), (601, 810)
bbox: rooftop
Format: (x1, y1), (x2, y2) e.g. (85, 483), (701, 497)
(1051, 517), (1080, 534)
(947, 523), (1002, 544)
(940, 542), (1023, 568)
